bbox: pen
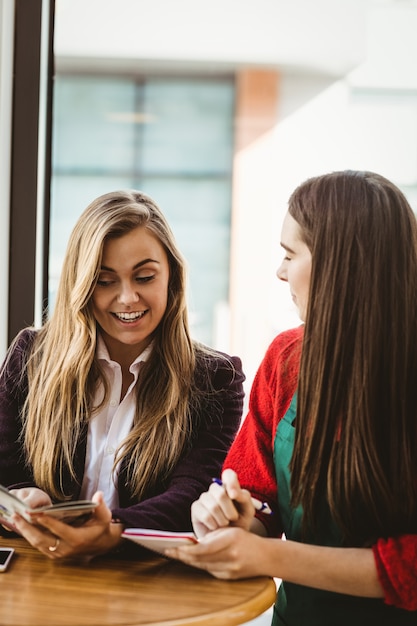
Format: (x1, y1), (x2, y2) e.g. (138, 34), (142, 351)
(211, 478), (273, 515)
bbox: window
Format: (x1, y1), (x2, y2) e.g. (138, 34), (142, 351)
(50, 75), (235, 344)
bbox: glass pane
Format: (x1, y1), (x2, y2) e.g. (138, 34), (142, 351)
(140, 79), (235, 175)
(49, 174), (136, 311)
(52, 76), (138, 172)
(136, 177), (231, 344)
(50, 75), (234, 345)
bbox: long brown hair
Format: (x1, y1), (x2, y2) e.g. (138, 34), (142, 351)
(22, 190), (226, 500)
(289, 170), (417, 545)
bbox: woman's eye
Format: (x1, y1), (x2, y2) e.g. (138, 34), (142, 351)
(97, 279), (114, 287)
(135, 274), (155, 283)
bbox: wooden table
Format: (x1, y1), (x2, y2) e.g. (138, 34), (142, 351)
(0, 538), (276, 626)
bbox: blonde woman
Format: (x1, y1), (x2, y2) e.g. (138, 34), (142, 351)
(0, 190), (244, 559)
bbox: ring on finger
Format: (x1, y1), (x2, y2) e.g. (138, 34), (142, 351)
(48, 537), (60, 552)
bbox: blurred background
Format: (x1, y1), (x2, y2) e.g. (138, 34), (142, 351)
(1, 0), (417, 394)
(1, 3), (416, 623)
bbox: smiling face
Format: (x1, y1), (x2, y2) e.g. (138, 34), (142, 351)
(91, 225), (170, 363)
(276, 211), (312, 322)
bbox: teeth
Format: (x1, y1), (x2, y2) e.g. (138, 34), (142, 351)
(114, 312), (144, 321)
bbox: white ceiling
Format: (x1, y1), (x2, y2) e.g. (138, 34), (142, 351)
(54, 0), (367, 78)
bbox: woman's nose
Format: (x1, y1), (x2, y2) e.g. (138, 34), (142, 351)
(276, 262), (287, 282)
(117, 282), (140, 304)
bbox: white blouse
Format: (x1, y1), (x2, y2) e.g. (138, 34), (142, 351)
(79, 335), (152, 509)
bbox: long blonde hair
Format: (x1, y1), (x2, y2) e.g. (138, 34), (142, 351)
(22, 190), (213, 500)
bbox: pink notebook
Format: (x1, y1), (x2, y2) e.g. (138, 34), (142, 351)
(122, 528), (198, 555)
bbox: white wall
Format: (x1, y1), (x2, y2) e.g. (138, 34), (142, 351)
(229, 1), (417, 385)
(0, 0), (14, 359)
(267, 0), (417, 351)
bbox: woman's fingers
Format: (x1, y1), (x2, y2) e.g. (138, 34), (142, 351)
(11, 513), (65, 558)
(166, 527), (262, 580)
(220, 469), (256, 524)
(191, 472), (256, 538)
(191, 481), (241, 538)
(191, 497), (233, 538)
(221, 469), (252, 510)
(9, 487), (52, 509)
(12, 491), (117, 559)
(91, 491), (113, 524)
(221, 468), (242, 499)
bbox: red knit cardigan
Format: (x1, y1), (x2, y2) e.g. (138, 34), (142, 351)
(223, 325), (417, 611)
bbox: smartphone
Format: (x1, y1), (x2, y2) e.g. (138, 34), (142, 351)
(0, 548), (14, 572)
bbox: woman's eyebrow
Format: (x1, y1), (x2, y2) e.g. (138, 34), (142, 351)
(100, 258), (160, 272)
(133, 259), (160, 270)
(280, 242), (296, 254)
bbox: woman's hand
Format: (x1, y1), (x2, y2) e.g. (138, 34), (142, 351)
(168, 529), (384, 599)
(191, 469), (256, 538)
(11, 491), (123, 560)
(167, 526), (268, 579)
(10, 487), (52, 510)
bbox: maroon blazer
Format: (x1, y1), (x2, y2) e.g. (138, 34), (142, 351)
(0, 328), (245, 531)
